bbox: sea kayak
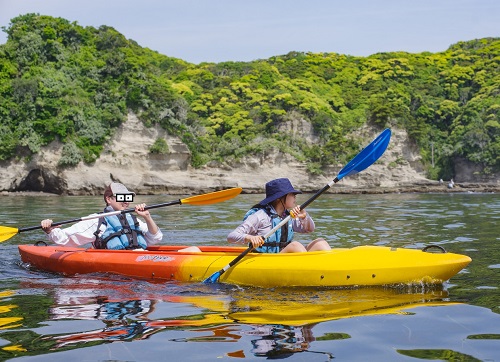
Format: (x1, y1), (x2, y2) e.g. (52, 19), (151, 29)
(18, 244), (471, 288)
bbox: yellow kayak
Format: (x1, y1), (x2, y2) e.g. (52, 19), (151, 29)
(18, 244), (471, 288)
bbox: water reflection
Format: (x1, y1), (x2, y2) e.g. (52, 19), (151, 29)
(173, 323), (337, 359)
(0, 291), (23, 331)
(247, 325), (321, 359)
(49, 300), (158, 348)
(2, 278), (456, 359)
(0, 290), (26, 356)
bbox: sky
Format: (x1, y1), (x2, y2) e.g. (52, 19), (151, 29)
(0, 0), (499, 64)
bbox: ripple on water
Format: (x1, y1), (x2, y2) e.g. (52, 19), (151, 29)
(443, 223), (465, 229)
(453, 236), (475, 242)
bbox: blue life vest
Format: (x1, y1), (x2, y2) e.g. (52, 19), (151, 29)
(243, 206), (294, 253)
(93, 208), (147, 250)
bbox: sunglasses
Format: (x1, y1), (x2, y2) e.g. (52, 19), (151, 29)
(114, 194), (134, 202)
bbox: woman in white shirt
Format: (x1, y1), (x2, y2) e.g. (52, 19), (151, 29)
(40, 182), (162, 249)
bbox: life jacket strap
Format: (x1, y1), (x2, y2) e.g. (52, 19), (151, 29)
(258, 206), (290, 251)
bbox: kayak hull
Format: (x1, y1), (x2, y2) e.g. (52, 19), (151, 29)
(18, 244), (471, 288)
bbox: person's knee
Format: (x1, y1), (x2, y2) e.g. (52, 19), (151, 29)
(281, 241), (307, 253)
(179, 246), (202, 253)
(307, 238), (331, 251)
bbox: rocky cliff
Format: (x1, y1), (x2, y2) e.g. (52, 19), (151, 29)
(0, 113), (498, 196)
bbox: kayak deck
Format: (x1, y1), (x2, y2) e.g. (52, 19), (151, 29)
(18, 244), (471, 288)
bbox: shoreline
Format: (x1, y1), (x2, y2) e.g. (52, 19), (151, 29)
(2, 182), (499, 196)
(323, 182), (500, 194)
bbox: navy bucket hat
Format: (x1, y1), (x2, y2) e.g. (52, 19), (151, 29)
(259, 178), (302, 206)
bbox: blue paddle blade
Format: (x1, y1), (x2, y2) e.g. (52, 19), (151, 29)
(203, 271), (221, 284)
(337, 128), (391, 181)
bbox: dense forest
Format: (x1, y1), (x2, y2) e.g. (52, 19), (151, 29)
(0, 14), (499, 180)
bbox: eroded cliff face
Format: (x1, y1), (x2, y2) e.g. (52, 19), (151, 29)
(0, 113), (496, 195)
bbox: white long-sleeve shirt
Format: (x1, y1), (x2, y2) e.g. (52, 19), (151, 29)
(227, 208), (315, 244)
(46, 214), (163, 248)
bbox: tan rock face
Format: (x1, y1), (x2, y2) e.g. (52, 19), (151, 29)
(0, 113), (496, 195)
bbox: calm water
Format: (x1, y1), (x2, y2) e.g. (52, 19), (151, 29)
(0, 192), (499, 361)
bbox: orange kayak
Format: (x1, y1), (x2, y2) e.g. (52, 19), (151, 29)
(18, 244), (471, 288)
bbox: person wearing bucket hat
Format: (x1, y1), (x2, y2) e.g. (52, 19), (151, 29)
(40, 182), (163, 250)
(227, 178), (331, 253)
(258, 178), (303, 206)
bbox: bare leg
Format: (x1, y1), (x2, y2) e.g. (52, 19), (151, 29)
(280, 241), (307, 253)
(306, 238), (331, 251)
(178, 246), (202, 253)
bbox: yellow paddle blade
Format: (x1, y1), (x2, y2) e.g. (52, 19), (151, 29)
(180, 187), (242, 206)
(0, 226), (19, 243)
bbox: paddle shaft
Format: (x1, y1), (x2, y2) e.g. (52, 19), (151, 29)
(18, 200), (183, 233)
(0, 187), (243, 243)
(219, 177), (340, 272)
